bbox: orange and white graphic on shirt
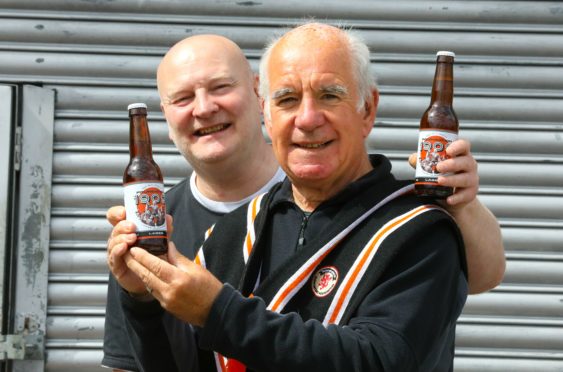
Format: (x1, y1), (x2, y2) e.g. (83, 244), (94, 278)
(322, 204), (445, 326)
(202, 194), (267, 372)
(312, 266), (339, 297)
(265, 184), (414, 314)
(194, 225), (214, 268)
(243, 193), (265, 264)
(208, 184), (433, 372)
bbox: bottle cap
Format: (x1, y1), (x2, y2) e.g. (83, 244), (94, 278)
(436, 51), (455, 58)
(127, 103), (147, 111)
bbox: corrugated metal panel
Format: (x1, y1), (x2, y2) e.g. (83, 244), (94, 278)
(10, 86), (55, 371)
(0, 1), (561, 371)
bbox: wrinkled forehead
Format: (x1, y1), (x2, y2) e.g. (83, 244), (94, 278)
(267, 27), (354, 86)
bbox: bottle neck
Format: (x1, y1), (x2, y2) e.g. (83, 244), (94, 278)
(430, 57), (454, 106)
(129, 112), (154, 159)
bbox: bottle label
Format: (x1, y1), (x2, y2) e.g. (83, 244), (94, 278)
(123, 182), (167, 239)
(415, 129), (458, 183)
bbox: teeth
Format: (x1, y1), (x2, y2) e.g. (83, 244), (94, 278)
(198, 124), (227, 135)
(301, 142), (326, 149)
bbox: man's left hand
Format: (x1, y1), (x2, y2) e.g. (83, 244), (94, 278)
(409, 138), (479, 208)
(124, 242), (223, 327)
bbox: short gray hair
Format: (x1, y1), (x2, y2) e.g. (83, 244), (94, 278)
(259, 22), (378, 119)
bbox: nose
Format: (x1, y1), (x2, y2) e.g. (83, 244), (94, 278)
(193, 90), (218, 118)
(294, 97), (324, 131)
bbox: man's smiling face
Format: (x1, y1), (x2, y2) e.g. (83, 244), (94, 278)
(159, 35), (262, 169)
(264, 25), (375, 193)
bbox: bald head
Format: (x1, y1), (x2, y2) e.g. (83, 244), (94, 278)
(157, 34), (254, 104)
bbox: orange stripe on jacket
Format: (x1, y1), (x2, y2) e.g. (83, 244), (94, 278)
(326, 205), (440, 325)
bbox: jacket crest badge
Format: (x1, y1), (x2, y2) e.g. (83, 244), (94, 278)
(312, 266), (339, 297)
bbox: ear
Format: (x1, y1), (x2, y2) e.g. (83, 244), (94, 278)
(361, 89), (379, 138)
(253, 74), (260, 98)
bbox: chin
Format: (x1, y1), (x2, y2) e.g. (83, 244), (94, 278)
(191, 142), (234, 161)
(289, 166), (332, 182)
(202, 150), (238, 164)
(181, 149), (228, 167)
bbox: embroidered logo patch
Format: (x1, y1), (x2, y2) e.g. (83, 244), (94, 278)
(312, 266), (339, 297)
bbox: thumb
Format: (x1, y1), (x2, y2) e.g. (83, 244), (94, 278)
(408, 153), (417, 169)
(107, 205), (126, 227)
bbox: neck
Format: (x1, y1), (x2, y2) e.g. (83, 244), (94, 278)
(193, 143), (279, 202)
(291, 156), (373, 212)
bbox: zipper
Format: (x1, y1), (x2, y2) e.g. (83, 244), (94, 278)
(297, 212), (310, 250)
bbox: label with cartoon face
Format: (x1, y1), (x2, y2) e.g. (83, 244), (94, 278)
(415, 129), (458, 183)
(124, 182), (167, 238)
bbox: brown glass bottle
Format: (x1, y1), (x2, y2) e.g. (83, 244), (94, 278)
(123, 103), (168, 255)
(415, 51), (459, 198)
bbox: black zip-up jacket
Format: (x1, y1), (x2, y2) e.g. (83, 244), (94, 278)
(120, 154), (468, 372)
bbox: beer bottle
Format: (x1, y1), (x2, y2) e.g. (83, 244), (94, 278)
(415, 51), (459, 198)
(123, 103), (168, 255)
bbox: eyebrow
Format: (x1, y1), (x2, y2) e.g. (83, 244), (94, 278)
(320, 84), (348, 95)
(271, 85), (349, 100)
(162, 75), (238, 104)
(271, 87), (295, 100)
(162, 95), (177, 105)
(163, 91), (190, 105)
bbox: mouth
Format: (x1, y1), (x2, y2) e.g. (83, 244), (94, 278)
(194, 123), (230, 137)
(296, 141), (332, 149)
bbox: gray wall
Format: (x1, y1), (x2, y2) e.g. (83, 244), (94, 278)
(0, 1), (562, 371)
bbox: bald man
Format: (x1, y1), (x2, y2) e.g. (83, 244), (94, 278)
(103, 32), (503, 371)
(102, 35), (284, 371)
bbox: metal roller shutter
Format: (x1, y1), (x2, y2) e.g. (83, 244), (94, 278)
(0, 1), (561, 371)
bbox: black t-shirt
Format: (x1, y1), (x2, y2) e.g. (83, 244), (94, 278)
(102, 167), (286, 371)
(166, 178), (226, 254)
(102, 178), (224, 371)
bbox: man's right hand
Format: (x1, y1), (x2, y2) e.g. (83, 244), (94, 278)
(106, 205), (147, 295)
